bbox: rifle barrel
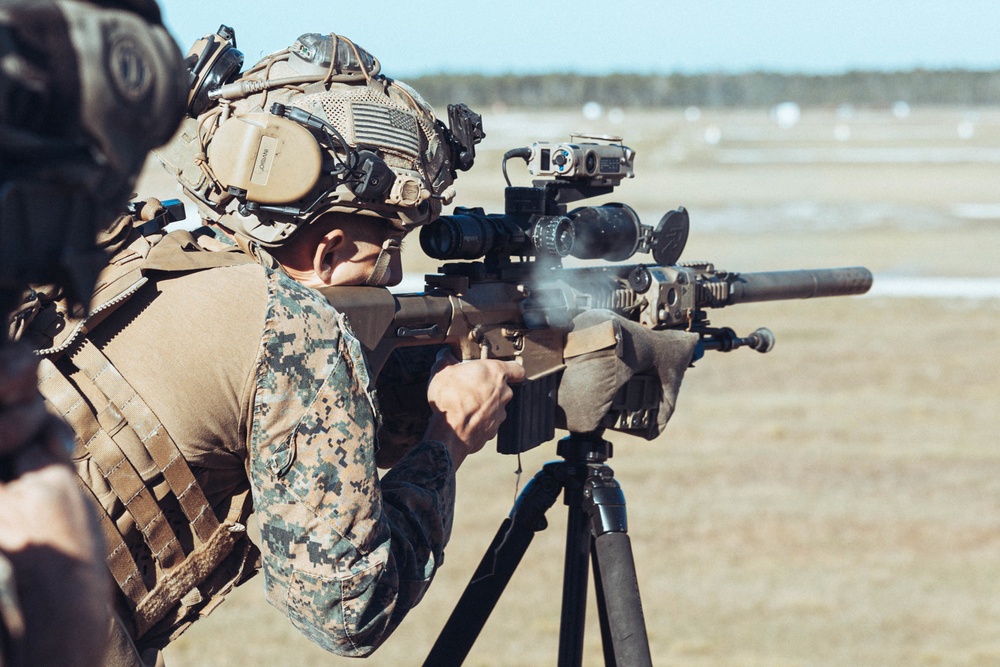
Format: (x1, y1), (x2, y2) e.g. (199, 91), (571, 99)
(726, 267), (873, 304)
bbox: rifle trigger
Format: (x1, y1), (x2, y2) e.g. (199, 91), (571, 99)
(396, 325), (442, 338)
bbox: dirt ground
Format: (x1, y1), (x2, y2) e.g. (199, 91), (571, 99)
(149, 106), (1000, 666)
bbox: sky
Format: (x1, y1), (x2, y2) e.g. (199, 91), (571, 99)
(157, 0), (1000, 77)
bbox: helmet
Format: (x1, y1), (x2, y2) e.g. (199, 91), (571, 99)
(0, 0), (187, 307)
(156, 28), (478, 247)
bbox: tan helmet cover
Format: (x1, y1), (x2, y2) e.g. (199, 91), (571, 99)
(155, 31), (457, 247)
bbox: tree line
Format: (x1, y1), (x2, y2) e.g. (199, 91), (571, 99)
(407, 69), (1000, 109)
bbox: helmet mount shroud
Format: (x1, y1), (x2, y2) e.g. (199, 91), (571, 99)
(157, 26), (483, 247)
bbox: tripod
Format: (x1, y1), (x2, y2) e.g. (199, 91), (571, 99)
(424, 430), (653, 667)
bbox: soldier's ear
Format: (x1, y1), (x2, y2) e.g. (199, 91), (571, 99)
(314, 228), (347, 285)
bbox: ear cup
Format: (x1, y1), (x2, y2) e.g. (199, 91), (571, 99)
(186, 27), (243, 117)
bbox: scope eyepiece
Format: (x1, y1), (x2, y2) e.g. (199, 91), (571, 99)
(419, 210), (576, 261)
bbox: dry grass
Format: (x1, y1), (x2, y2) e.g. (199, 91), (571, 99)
(150, 106), (1000, 666)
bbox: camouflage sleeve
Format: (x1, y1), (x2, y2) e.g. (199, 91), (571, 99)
(248, 271), (456, 657)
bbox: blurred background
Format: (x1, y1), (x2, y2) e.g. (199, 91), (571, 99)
(141, 2), (1000, 665)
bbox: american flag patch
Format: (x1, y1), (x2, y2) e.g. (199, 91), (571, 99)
(352, 103), (420, 156)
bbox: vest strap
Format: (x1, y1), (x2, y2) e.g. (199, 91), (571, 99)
(38, 359), (185, 571)
(134, 522), (244, 637)
(76, 475), (150, 607)
(68, 337), (222, 546)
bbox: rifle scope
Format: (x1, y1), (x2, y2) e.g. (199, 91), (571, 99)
(419, 202), (646, 263)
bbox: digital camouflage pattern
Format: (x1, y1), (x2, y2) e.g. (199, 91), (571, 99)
(250, 265), (456, 655)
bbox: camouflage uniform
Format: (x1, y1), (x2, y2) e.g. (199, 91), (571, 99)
(51, 227), (455, 660)
(244, 237), (455, 653)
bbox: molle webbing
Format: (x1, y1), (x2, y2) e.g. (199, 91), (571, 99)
(38, 358), (187, 577)
(36, 339), (238, 635)
(69, 337), (221, 547)
(80, 474), (151, 608)
(34, 228), (260, 639)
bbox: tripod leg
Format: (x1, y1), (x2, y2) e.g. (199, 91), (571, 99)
(424, 465), (563, 667)
(558, 499), (593, 666)
(592, 542), (615, 667)
(587, 468), (653, 667)
(592, 532), (652, 667)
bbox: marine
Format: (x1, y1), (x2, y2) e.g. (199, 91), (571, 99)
(21, 26), (524, 664)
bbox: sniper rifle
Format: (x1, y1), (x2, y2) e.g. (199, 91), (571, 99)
(320, 134), (873, 459)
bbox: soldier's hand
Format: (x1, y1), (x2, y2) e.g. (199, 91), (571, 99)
(423, 350), (526, 469)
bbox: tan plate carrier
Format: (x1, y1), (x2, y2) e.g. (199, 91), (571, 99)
(25, 219), (261, 645)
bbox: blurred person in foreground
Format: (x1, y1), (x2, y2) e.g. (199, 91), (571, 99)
(17, 27), (526, 665)
(0, 0), (187, 664)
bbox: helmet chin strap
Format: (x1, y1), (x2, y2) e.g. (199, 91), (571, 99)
(363, 236), (403, 286)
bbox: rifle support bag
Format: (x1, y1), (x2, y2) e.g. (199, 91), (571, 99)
(556, 310), (698, 439)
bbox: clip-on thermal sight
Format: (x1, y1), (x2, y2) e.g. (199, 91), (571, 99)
(419, 135), (689, 274)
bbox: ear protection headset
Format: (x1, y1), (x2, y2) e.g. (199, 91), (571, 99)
(162, 28), (483, 247)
